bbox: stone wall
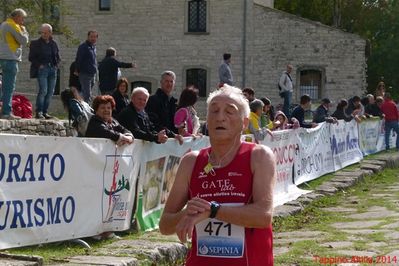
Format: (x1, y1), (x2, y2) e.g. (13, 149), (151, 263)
(0, 119), (74, 137)
(251, 6), (367, 105)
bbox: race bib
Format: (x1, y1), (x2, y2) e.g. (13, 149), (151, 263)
(196, 203), (244, 258)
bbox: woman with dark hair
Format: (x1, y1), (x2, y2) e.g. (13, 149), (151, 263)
(60, 88), (93, 136)
(112, 77), (129, 116)
(331, 99), (353, 122)
(86, 95), (134, 146)
(174, 86), (200, 136)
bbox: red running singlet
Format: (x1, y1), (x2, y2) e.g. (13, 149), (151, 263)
(186, 142), (273, 266)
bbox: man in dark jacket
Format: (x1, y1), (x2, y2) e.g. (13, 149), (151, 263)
(75, 30), (98, 102)
(29, 23), (60, 119)
(291, 94), (317, 128)
(313, 98), (337, 123)
(145, 71), (179, 133)
(117, 87), (176, 143)
(98, 47), (135, 95)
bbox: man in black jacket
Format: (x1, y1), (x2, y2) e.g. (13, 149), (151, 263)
(313, 98), (337, 123)
(75, 30), (98, 102)
(98, 47), (135, 95)
(29, 23), (60, 119)
(145, 71), (178, 133)
(291, 94), (317, 128)
(117, 87), (183, 144)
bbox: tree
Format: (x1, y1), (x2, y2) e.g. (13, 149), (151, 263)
(0, 0), (77, 45)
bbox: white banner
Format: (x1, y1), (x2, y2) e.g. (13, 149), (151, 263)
(135, 137), (210, 231)
(260, 130), (311, 207)
(329, 120), (363, 170)
(358, 118), (382, 155)
(294, 123), (335, 185)
(0, 134), (138, 249)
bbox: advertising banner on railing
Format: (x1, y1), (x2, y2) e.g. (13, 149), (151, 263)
(261, 130), (311, 207)
(0, 134), (138, 250)
(329, 120), (363, 170)
(358, 118), (382, 156)
(135, 137), (210, 231)
(294, 123), (335, 185)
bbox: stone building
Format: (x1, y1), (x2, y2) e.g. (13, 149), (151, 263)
(13, 0), (366, 117)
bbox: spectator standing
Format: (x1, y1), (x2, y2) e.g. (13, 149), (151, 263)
(313, 98), (336, 123)
(365, 94), (383, 118)
(117, 87), (176, 144)
(159, 85), (276, 265)
(380, 93), (399, 150)
(98, 47), (135, 95)
(291, 94), (317, 128)
(174, 86), (200, 137)
(218, 53), (233, 86)
(279, 64), (293, 118)
(242, 87), (255, 103)
(270, 111), (299, 131)
(0, 8), (29, 119)
(332, 99), (355, 122)
(111, 78), (130, 117)
(260, 97), (275, 127)
(244, 99), (270, 142)
(375, 81), (386, 98)
(145, 71), (179, 133)
(75, 30), (98, 102)
(346, 96), (364, 117)
(29, 23), (60, 119)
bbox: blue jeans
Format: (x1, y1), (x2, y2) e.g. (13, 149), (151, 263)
(282, 90), (292, 118)
(36, 65), (57, 114)
(384, 120), (399, 150)
(0, 60), (18, 115)
(79, 73), (95, 102)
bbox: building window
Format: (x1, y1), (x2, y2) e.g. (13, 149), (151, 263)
(188, 0), (207, 33)
(186, 68), (207, 97)
(99, 0), (111, 11)
(299, 69), (323, 100)
(132, 81), (152, 94)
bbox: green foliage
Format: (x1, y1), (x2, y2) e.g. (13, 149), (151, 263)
(0, 0), (78, 44)
(274, 0), (399, 97)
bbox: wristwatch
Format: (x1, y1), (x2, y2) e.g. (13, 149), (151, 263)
(209, 201), (221, 218)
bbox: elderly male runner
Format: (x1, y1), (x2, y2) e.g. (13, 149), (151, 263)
(159, 85), (276, 265)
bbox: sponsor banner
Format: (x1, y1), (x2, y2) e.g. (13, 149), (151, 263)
(294, 123), (335, 185)
(260, 130), (311, 207)
(135, 137), (210, 231)
(0, 134), (138, 249)
(358, 118), (382, 156)
(329, 120), (363, 170)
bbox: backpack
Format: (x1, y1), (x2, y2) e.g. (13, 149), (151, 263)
(70, 99), (94, 136)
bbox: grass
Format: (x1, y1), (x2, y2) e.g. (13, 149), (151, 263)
(273, 166), (399, 265)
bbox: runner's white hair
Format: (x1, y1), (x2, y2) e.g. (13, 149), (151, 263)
(206, 84), (250, 118)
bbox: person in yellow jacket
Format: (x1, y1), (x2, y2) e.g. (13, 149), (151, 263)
(244, 99), (272, 142)
(0, 8), (29, 119)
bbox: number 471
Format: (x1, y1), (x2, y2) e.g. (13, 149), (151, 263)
(204, 221), (232, 236)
